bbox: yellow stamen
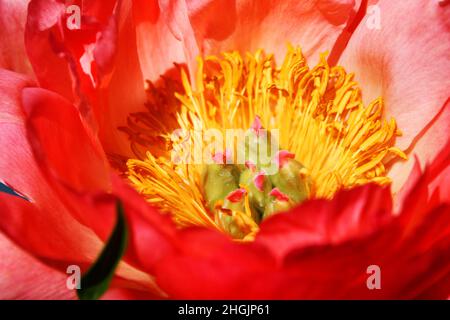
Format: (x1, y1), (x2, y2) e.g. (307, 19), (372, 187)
(122, 46), (406, 240)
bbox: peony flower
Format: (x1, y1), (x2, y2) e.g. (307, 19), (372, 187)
(0, 0), (449, 299)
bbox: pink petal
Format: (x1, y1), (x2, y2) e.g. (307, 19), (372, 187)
(339, 0), (450, 155)
(0, 69), (102, 263)
(391, 100), (450, 195)
(132, 0), (199, 81)
(186, 0), (357, 64)
(0, 0), (34, 76)
(0, 231), (75, 300)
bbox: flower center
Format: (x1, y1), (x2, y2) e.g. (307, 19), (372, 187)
(121, 46), (406, 241)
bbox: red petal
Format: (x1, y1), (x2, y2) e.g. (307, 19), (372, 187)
(25, 0), (141, 157)
(25, 0), (73, 100)
(99, 2), (148, 157)
(101, 287), (162, 300)
(428, 138), (450, 203)
(0, 190), (103, 267)
(154, 228), (276, 299)
(152, 183), (450, 298)
(259, 184), (392, 259)
(18, 77), (175, 294)
(150, 150), (450, 298)
(111, 175), (178, 276)
(25, 0), (118, 98)
(23, 87), (111, 193)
